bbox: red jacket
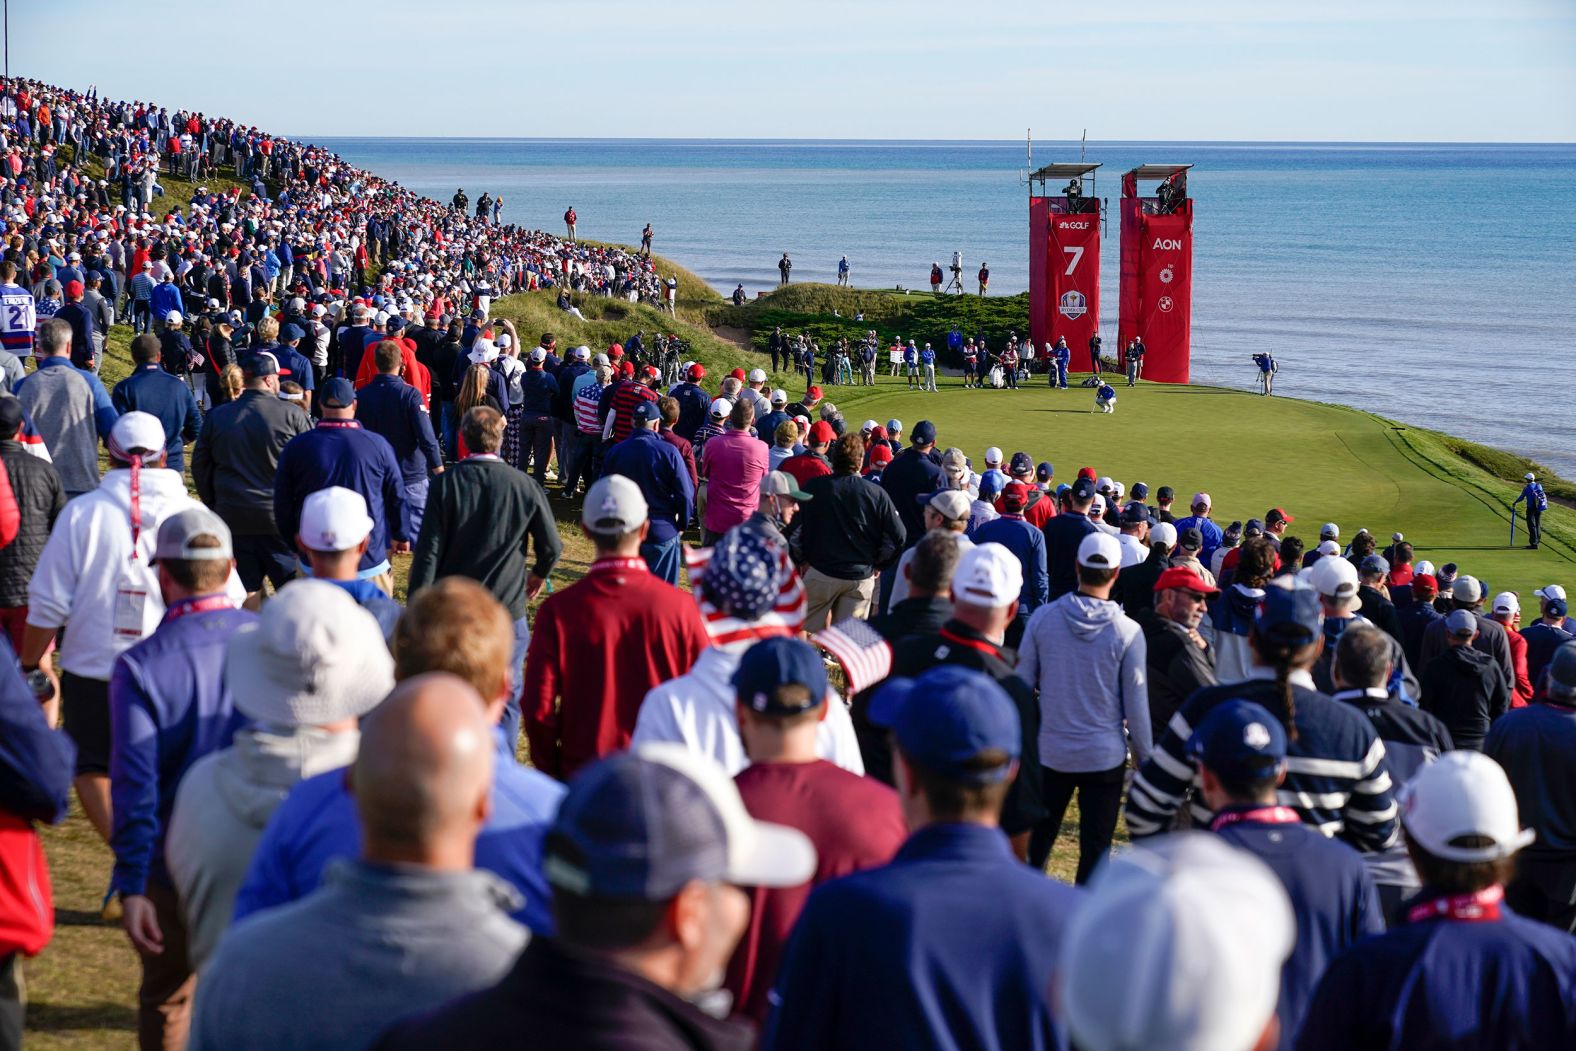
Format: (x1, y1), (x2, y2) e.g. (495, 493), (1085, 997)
(523, 557), (709, 779)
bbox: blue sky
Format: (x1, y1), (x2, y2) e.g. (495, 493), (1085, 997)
(12, 1), (1575, 141)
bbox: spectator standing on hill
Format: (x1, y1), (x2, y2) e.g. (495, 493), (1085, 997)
(1419, 610), (1511, 751)
(524, 476), (709, 780)
(1487, 592), (1534, 708)
(600, 401), (694, 585)
(15, 318), (118, 499)
(778, 252), (792, 286)
(1521, 590), (1572, 689)
(1513, 471), (1547, 549)
(408, 406), (561, 750)
(1174, 491), (1224, 567)
(1418, 575), (1515, 690)
(0, 398), (64, 653)
(795, 434), (905, 630)
(112, 334), (201, 475)
(700, 400), (768, 545)
(1042, 474), (1100, 600)
(355, 341), (443, 539)
(190, 353), (313, 598)
(1140, 566), (1220, 732)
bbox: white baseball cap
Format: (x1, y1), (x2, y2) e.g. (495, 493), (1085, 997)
(583, 475), (648, 533)
(1320, 522), (1340, 539)
(1415, 560), (1436, 577)
(951, 543), (1024, 607)
(1536, 584), (1567, 603)
(1400, 751), (1535, 863)
(928, 490), (972, 521)
(574, 345), (591, 360)
(298, 486), (374, 552)
(861, 419), (878, 433)
(529, 347), (547, 363)
(709, 397), (733, 418)
(1311, 555), (1361, 609)
(1096, 476), (1115, 493)
(164, 310), (183, 324)
(748, 368), (767, 383)
(497, 333), (515, 350)
(1191, 491), (1211, 508)
(1088, 494), (1106, 516)
(984, 446), (1003, 466)
(108, 411), (166, 457)
(1316, 539), (1341, 557)
(1077, 532), (1124, 570)
(1453, 575), (1485, 604)
(1150, 522), (1178, 549)
(770, 388), (788, 405)
(1491, 592), (1519, 616)
(1058, 833), (1294, 1051)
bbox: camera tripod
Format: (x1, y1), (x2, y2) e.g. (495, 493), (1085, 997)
(943, 266), (965, 294)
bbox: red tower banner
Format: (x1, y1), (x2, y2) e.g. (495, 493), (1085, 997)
(1119, 178), (1194, 384)
(1046, 211), (1100, 356)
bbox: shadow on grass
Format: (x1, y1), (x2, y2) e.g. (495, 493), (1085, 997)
(26, 1001), (137, 1032)
(52, 909), (113, 929)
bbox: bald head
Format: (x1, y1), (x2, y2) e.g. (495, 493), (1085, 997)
(352, 673), (494, 868)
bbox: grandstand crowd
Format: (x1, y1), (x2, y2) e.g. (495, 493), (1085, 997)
(0, 76), (1573, 1051)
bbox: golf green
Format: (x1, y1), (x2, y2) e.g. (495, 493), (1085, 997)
(791, 372), (1573, 601)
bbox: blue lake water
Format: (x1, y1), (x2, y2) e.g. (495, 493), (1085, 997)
(312, 137), (1576, 475)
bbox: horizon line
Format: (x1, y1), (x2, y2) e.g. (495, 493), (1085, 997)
(293, 135), (1576, 147)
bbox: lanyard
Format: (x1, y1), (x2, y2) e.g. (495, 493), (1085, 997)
(463, 453), (500, 461)
(316, 419), (361, 429)
(938, 627), (1001, 659)
(589, 557), (648, 576)
(1407, 885), (1503, 925)
(1210, 806), (1301, 831)
(163, 595), (235, 622)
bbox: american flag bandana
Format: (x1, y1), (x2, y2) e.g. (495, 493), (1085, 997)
(813, 618), (893, 695)
(685, 527), (805, 647)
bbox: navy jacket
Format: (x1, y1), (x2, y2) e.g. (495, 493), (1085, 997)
(1521, 622), (1575, 692)
(274, 421), (410, 571)
(972, 515), (1050, 615)
(879, 448), (945, 548)
(108, 601), (254, 895)
(765, 823), (1081, 1051)
(355, 375), (441, 486)
(670, 382), (710, 441)
(0, 637), (74, 825)
(1398, 601), (1442, 671)
(517, 367), (558, 416)
(600, 429), (694, 544)
(1042, 511), (1099, 600)
(1213, 808), (1385, 1050)
(112, 364), (201, 473)
(1296, 898), (1576, 1050)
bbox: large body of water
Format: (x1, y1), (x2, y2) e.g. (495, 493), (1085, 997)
(313, 137), (1576, 475)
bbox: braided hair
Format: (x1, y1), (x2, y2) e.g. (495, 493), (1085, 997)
(1248, 625), (1321, 745)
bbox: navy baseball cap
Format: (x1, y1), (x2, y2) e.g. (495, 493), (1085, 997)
(631, 399), (661, 424)
(1120, 503), (1150, 527)
(243, 351), (279, 377)
(1009, 451), (1034, 477)
(1071, 475), (1097, 501)
(544, 745), (815, 900)
(732, 637), (828, 715)
(1255, 583), (1323, 644)
(320, 377), (357, 409)
(911, 420), (937, 444)
(1360, 554), (1390, 576)
(278, 322), (304, 343)
(1131, 481), (1150, 501)
(868, 666), (1020, 783)
(1036, 461), (1054, 483)
(1188, 699), (1287, 781)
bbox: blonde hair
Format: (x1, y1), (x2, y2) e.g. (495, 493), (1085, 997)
(396, 578), (514, 702)
(221, 364), (244, 400)
(456, 363), (491, 415)
(254, 315), (280, 343)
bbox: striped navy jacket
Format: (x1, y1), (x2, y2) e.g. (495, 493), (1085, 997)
(1126, 668), (1400, 852)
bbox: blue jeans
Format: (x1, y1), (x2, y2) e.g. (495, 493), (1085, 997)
(641, 534), (682, 586)
(499, 616), (530, 761)
(438, 402), (458, 461)
(561, 432), (599, 496)
(404, 476), (430, 540)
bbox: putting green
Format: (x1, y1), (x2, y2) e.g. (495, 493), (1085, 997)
(795, 372), (1573, 601)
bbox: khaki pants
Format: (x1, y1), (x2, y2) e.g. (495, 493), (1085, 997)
(803, 568), (875, 632)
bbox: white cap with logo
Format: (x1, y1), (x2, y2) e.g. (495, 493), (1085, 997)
(1311, 555), (1360, 609)
(298, 486), (374, 552)
(951, 543), (1023, 607)
(583, 475), (648, 533)
(1491, 592), (1519, 616)
(1077, 532), (1123, 569)
(1536, 584), (1567, 603)
(1400, 751), (1536, 863)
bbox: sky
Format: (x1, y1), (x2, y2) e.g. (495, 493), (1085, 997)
(11, 1), (1575, 141)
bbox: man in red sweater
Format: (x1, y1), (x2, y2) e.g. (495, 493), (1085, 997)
(523, 474), (709, 780)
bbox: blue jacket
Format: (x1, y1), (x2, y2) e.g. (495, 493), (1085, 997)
(1213, 808), (1385, 1049)
(274, 421), (410, 573)
(112, 364), (201, 473)
(1296, 900), (1576, 1050)
(671, 382), (710, 442)
(355, 375), (441, 487)
(321, 577), (403, 640)
(600, 428), (695, 544)
(149, 281), (185, 322)
(108, 601), (254, 895)
(232, 729), (564, 934)
(919, 347), (935, 365)
(765, 823), (1082, 1051)
(1174, 514), (1225, 565)
(972, 515), (1049, 614)
(0, 637), (74, 825)
(517, 367), (558, 416)
(1513, 482), (1547, 512)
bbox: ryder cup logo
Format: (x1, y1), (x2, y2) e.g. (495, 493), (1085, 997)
(1157, 296), (1174, 313)
(1058, 290), (1087, 320)
(1159, 265), (1174, 284)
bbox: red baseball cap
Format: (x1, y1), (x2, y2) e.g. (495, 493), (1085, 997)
(64, 279), (84, 298)
(807, 386), (822, 400)
(730, 368), (747, 381)
(1267, 507), (1295, 526)
(868, 444), (893, 466)
(688, 363), (706, 380)
(642, 365), (661, 380)
(620, 361), (635, 376)
(1413, 573), (1439, 595)
(1001, 481), (1030, 510)
(1078, 466), (1098, 481)
(609, 346), (625, 358)
(1153, 566), (1221, 595)
(869, 425), (889, 441)
(808, 420), (836, 444)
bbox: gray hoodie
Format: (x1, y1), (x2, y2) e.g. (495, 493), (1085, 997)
(165, 726), (361, 969)
(1017, 593), (1152, 773)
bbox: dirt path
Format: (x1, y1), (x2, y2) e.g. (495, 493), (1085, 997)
(712, 324), (752, 350)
